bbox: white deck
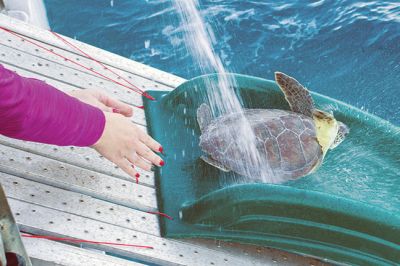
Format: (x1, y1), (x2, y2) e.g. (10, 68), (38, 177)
(0, 14), (326, 266)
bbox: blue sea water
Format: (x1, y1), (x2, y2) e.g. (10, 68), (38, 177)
(44, 0), (399, 126)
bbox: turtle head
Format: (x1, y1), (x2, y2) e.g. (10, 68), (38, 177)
(329, 121), (349, 149)
(312, 110), (339, 155)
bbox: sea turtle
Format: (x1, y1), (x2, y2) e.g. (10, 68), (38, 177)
(197, 72), (349, 182)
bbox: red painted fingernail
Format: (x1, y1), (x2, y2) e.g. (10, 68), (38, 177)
(158, 146), (163, 153)
(135, 173), (140, 184)
(112, 108), (120, 113)
(159, 160), (165, 166)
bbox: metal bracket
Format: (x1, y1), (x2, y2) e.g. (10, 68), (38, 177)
(0, 185), (32, 266)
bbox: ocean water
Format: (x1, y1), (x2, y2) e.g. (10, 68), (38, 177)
(44, 0), (400, 126)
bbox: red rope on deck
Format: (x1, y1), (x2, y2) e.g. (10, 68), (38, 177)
(50, 31), (154, 101)
(147, 211), (174, 220)
(0, 26), (154, 101)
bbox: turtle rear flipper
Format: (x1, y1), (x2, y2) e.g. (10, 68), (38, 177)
(201, 155), (230, 172)
(197, 103), (213, 132)
(275, 72), (315, 117)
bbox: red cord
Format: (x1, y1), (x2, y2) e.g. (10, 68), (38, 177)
(0, 26), (154, 101)
(147, 211), (174, 220)
(50, 31), (154, 100)
(21, 233), (153, 249)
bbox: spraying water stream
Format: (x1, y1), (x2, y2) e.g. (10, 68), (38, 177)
(173, 0), (276, 183)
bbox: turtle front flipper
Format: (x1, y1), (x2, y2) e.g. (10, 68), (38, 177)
(201, 155), (231, 172)
(197, 103), (213, 132)
(275, 72), (315, 117)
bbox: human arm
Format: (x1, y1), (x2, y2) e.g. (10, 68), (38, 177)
(0, 64), (104, 146)
(0, 65), (163, 178)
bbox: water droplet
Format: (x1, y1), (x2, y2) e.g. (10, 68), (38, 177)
(144, 40), (150, 49)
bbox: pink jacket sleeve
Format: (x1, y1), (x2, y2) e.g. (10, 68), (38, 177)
(0, 64), (105, 146)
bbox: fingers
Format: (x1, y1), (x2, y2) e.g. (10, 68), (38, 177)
(68, 89), (116, 113)
(99, 93), (133, 117)
(92, 112), (164, 183)
(95, 103), (114, 113)
(139, 131), (163, 153)
(126, 153), (152, 172)
(115, 158), (139, 179)
(134, 141), (163, 167)
(73, 89), (133, 117)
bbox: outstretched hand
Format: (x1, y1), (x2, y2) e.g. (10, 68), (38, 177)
(68, 89), (133, 116)
(68, 89), (164, 179)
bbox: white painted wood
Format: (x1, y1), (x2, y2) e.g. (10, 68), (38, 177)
(0, 13), (185, 88)
(0, 145), (157, 211)
(0, 135), (155, 187)
(0, 28), (175, 93)
(24, 237), (145, 266)
(0, 172), (161, 236)
(11, 199), (266, 266)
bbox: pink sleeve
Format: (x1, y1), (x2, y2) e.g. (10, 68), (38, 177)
(0, 64), (105, 147)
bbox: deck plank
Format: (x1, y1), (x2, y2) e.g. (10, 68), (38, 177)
(0, 172), (160, 236)
(0, 145), (157, 211)
(0, 29), (180, 91)
(0, 14), (185, 88)
(0, 135), (155, 186)
(11, 199), (265, 266)
(24, 237), (145, 266)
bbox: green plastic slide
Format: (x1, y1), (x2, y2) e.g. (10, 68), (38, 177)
(143, 73), (400, 265)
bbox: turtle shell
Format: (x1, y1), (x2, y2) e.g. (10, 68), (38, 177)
(199, 109), (323, 181)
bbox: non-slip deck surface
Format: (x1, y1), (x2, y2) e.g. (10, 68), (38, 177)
(0, 14), (325, 266)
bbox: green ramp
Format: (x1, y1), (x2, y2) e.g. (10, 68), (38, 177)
(143, 73), (400, 266)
